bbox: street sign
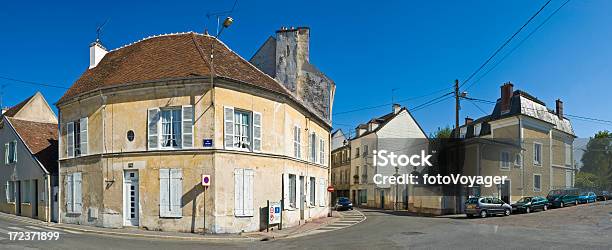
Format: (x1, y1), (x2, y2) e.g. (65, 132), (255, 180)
(201, 174), (211, 186)
(327, 185), (334, 192)
(203, 139), (213, 147)
(268, 201), (281, 224)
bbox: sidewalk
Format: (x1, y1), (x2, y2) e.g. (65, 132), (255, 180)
(0, 211), (342, 242)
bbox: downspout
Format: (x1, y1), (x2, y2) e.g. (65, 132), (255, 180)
(57, 110), (62, 224)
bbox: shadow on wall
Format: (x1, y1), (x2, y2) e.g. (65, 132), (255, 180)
(182, 184), (204, 233)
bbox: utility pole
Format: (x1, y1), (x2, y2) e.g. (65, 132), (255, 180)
(454, 79), (460, 136)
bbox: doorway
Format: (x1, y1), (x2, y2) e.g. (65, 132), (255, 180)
(123, 170), (139, 226)
(299, 176), (305, 220)
(380, 190), (385, 209)
(32, 180), (38, 218)
(51, 186), (59, 222)
(501, 180), (511, 204)
(16, 181), (21, 215)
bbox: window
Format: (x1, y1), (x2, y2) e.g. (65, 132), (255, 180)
(534, 143), (542, 165)
(354, 166), (360, 184)
(148, 106), (194, 150)
(331, 173), (336, 185)
(319, 138), (325, 165)
(533, 174), (541, 192)
(234, 169), (254, 216)
(22, 180), (31, 203)
(309, 133), (317, 162)
(161, 109), (182, 148)
(66, 118), (88, 157)
(515, 153), (523, 167)
(159, 169), (182, 218)
(65, 172), (82, 214)
(5, 181), (15, 202)
(355, 147), (360, 158)
(363, 145), (368, 157)
(309, 177), (316, 207)
(362, 166), (368, 184)
(345, 170), (349, 184)
(565, 143), (572, 165)
(358, 189), (367, 204)
(288, 174), (296, 208)
(293, 126), (301, 159)
(500, 151), (511, 169)
(223, 107), (261, 151)
(5, 140), (17, 164)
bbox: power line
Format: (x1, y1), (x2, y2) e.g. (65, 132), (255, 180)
(467, 99), (489, 115)
(459, 0), (552, 89)
(410, 92), (454, 112)
(464, 0), (572, 91)
(410, 95), (454, 113)
(0, 75), (68, 89)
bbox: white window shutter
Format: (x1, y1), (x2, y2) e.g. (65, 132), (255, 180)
(305, 177), (311, 206)
(159, 169), (170, 217)
(253, 112), (262, 152)
(295, 176), (301, 209)
(234, 169), (244, 216)
(4, 143), (8, 165)
(80, 118), (88, 155)
(319, 138), (325, 165)
(182, 105), (194, 148)
(67, 122), (74, 158)
(244, 169), (254, 216)
(5, 182), (10, 202)
(170, 169), (182, 217)
(148, 108), (160, 150)
(224, 107), (235, 149)
(65, 174), (73, 213)
(283, 173), (289, 210)
(12, 141), (17, 163)
(73, 173), (82, 213)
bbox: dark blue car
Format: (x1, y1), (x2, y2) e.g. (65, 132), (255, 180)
(335, 197), (353, 211)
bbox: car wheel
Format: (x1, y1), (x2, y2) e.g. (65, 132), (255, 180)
(525, 207), (530, 213)
(543, 205), (548, 211)
(504, 209), (511, 216)
(480, 210), (487, 218)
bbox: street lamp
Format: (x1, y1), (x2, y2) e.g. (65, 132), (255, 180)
(394, 166), (400, 211)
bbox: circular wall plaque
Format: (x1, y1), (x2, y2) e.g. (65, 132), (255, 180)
(127, 130), (135, 142)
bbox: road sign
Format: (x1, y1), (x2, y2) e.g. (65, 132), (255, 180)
(201, 175), (211, 186)
(203, 139), (213, 147)
(269, 201), (281, 224)
(327, 186), (334, 192)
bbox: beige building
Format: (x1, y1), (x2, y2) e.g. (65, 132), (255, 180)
(330, 143), (350, 202)
(0, 92), (59, 222)
(457, 83), (575, 207)
(57, 28), (334, 233)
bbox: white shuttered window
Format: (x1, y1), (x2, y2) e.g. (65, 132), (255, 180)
(234, 168), (254, 216)
(159, 169), (182, 218)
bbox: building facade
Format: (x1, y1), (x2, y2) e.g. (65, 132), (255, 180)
(457, 83), (575, 206)
(0, 92), (59, 222)
(57, 29), (334, 233)
(330, 143), (350, 202)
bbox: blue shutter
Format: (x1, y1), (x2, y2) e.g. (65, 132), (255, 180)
(148, 108), (160, 150)
(65, 174), (73, 213)
(80, 118), (88, 155)
(73, 173), (82, 213)
(253, 112), (262, 152)
(67, 122), (74, 158)
(224, 107), (235, 149)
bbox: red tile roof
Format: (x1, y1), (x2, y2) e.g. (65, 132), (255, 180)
(8, 118), (58, 173)
(58, 32), (290, 104)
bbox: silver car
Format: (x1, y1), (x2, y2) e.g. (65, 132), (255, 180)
(465, 197), (512, 218)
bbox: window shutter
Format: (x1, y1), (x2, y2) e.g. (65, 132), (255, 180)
(283, 173), (289, 210)
(148, 108), (160, 150)
(67, 122), (74, 158)
(65, 174), (73, 213)
(234, 168), (244, 216)
(319, 138), (325, 165)
(80, 118), (88, 155)
(253, 112), (262, 152)
(295, 176), (301, 209)
(4, 143), (8, 165)
(305, 177), (311, 206)
(159, 169), (170, 217)
(244, 169), (254, 216)
(73, 172), (82, 213)
(182, 106), (194, 148)
(224, 107), (235, 149)
(12, 141), (17, 163)
(169, 169), (182, 217)
(5, 182), (9, 202)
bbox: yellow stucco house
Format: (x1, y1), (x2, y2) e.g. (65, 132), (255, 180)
(57, 28), (335, 233)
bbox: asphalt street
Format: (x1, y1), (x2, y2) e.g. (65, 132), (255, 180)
(1, 202), (610, 250)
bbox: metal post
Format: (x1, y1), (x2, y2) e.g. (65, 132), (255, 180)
(202, 186), (207, 235)
(279, 199), (283, 230)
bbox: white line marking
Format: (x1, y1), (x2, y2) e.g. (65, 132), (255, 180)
(0, 228), (10, 234)
(25, 225), (63, 234)
(7, 226), (24, 231)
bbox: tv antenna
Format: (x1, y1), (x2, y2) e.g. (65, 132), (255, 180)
(96, 19), (109, 42)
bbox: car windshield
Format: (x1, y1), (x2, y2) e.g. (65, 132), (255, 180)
(548, 190), (563, 196)
(338, 198), (349, 203)
(467, 198), (480, 204)
(580, 192), (588, 196)
(517, 197), (531, 203)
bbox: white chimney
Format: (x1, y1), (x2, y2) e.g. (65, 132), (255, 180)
(89, 40), (107, 69)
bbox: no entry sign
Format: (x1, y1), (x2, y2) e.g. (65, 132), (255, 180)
(327, 185), (334, 192)
(201, 174), (211, 186)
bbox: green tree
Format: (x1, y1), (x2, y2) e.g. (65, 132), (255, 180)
(575, 172), (598, 189)
(580, 130), (612, 189)
(430, 126), (453, 139)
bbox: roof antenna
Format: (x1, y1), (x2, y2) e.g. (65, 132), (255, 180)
(96, 19), (109, 42)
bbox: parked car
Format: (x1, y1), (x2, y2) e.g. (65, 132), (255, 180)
(595, 190), (610, 201)
(547, 188), (579, 208)
(578, 191), (597, 203)
(465, 197), (512, 218)
(511, 196), (550, 213)
(335, 197), (353, 211)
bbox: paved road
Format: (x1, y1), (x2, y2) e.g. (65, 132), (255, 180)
(1, 202), (611, 249)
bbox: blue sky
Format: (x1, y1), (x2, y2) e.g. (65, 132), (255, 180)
(0, 0), (610, 138)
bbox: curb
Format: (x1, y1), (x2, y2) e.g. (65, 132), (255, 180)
(284, 209), (367, 239)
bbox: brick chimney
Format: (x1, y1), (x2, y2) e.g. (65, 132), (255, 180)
(465, 117), (473, 125)
(500, 82), (513, 114)
(556, 99), (564, 119)
(392, 103), (401, 114)
(89, 39), (107, 69)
